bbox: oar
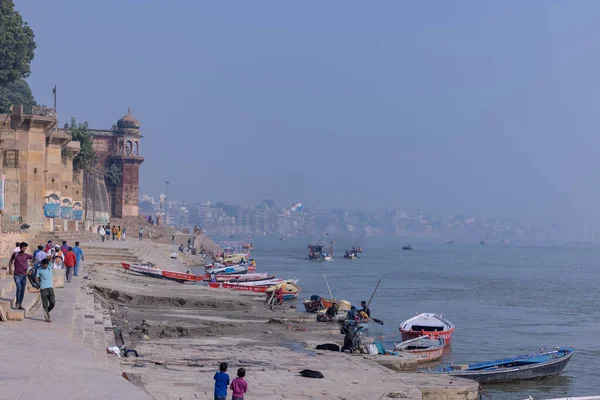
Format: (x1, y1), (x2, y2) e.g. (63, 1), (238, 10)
(371, 318), (384, 325)
(366, 279), (381, 309)
(323, 273), (334, 301)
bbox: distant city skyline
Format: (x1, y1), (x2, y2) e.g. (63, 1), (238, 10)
(17, 1), (600, 228)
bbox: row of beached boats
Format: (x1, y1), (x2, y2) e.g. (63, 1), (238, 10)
(121, 257), (301, 301)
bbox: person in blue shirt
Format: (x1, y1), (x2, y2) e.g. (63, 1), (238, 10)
(72, 241), (85, 277)
(213, 362), (230, 400)
(36, 259), (55, 322)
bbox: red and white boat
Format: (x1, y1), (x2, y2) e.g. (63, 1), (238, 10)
(122, 262), (203, 283)
(399, 313), (455, 344)
(208, 279), (299, 294)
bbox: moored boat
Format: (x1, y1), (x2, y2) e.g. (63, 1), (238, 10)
(303, 295), (334, 313)
(402, 245), (412, 250)
(205, 265), (248, 275)
(393, 336), (446, 363)
(427, 347), (574, 383)
(400, 313), (455, 344)
(121, 263), (202, 283)
(265, 281), (302, 300)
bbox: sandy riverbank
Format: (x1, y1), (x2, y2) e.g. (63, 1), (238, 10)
(85, 243), (479, 400)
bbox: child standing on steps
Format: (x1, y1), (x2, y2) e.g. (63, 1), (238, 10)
(230, 368), (248, 400)
(213, 362), (229, 400)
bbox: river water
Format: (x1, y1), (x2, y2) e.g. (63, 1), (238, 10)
(242, 236), (600, 399)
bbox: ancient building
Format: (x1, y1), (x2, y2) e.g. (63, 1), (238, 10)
(89, 109), (144, 218)
(0, 105), (82, 232)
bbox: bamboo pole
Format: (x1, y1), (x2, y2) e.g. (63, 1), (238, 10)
(366, 279), (381, 309)
(323, 273), (334, 300)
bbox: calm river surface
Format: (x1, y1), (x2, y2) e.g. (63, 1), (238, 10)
(242, 236), (600, 399)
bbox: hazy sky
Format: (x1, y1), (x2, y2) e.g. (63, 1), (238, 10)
(16, 1), (600, 226)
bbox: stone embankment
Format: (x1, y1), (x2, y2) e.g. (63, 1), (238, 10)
(0, 233), (479, 399)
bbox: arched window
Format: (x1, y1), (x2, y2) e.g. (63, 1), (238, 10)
(134, 141), (139, 155)
(125, 141), (133, 155)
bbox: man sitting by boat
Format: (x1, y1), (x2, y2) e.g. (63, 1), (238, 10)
(324, 302), (338, 323)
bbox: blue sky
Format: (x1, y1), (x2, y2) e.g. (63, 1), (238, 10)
(16, 1), (600, 226)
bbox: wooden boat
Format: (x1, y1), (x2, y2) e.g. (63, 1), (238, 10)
(205, 265), (248, 275)
(428, 347), (574, 383)
(393, 336), (446, 363)
(121, 263), (202, 283)
(402, 245), (412, 250)
(205, 273), (272, 282)
(400, 313), (455, 344)
(208, 280), (300, 296)
(265, 281), (302, 300)
(303, 296), (334, 313)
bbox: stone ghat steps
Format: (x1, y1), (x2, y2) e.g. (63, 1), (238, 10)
(70, 287), (121, 373)
(0, 272), (41, 321)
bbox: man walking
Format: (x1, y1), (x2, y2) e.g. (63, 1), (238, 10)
(61, 241), (68, 254)
(64, 247), (77, 283)
(139, 227), (143, 241)
(44, 240), (53, 253)
(37, 259), (55, 322)
(8, 242), (33, 310)
(34, 245), (47, 268)
(111, 225), (117, 240)
(72, 242), (84, 277)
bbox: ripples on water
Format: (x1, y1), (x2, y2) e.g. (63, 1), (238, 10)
(239, 236), (600, 399)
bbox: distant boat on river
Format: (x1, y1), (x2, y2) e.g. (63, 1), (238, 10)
(402, 245), (412, 250)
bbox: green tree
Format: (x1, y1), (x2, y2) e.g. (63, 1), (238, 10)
(104, 162), (122, 187)
(0, 0), (36, 86)
(0, 78), (36, 113)
(68, 117), (97, 172)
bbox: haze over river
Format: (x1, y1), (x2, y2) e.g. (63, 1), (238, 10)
(241, 236), (600, 399)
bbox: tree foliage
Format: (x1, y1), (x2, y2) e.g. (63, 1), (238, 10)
(0, 78), (36, 113)
(68, 117), (97, 172)
(0, 0), (36, 86)
(104, 162), (122, 187)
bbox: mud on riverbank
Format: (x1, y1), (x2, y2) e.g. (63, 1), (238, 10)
(87, 265), (480, 399)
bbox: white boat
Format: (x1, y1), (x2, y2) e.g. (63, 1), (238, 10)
(399, 313), (455, 344)
(223, 278), (298, 287)
(205, 265), (248, 275)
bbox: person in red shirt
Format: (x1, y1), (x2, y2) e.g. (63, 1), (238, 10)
(64, 246), (77, 283)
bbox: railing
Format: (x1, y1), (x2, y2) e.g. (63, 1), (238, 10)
(21, 105), (58, 119)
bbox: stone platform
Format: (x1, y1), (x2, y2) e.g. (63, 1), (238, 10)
(0, 265), (150, 400)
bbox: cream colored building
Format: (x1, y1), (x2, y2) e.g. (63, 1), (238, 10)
(0, 105), (82, 232)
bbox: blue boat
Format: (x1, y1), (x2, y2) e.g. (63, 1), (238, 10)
(427, 347), (574, 383)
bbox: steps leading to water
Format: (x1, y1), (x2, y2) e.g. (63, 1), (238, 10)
(0, 273), (41, 321)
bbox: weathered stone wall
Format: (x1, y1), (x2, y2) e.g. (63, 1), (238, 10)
(0, 232), (30, 265)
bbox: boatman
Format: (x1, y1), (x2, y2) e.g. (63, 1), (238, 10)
(360, 300), (371, 318)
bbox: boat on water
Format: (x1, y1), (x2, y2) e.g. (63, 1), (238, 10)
(428, 347), (574, 383)
(303, 295), (334, 313)
(480, 239), (487, 245)
(121, 263), (203, 283)
(446, 240), (455, 244)
(308, 243), (334, 261)
(399, 313), (455, 344)
(343, 247), (360, 259)
(393, 336), (446, 363)
(402, 245), (412, 250)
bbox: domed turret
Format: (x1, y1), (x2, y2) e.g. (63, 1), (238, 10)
(116, 108), (140, 134)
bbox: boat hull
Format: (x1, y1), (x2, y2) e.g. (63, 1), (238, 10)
(303, 298), (334, 313)
(394, 337), (446, 363)
(429, 348), (574, 384)
(122, 263), (202, 283)
(401, 329), (454, 344)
